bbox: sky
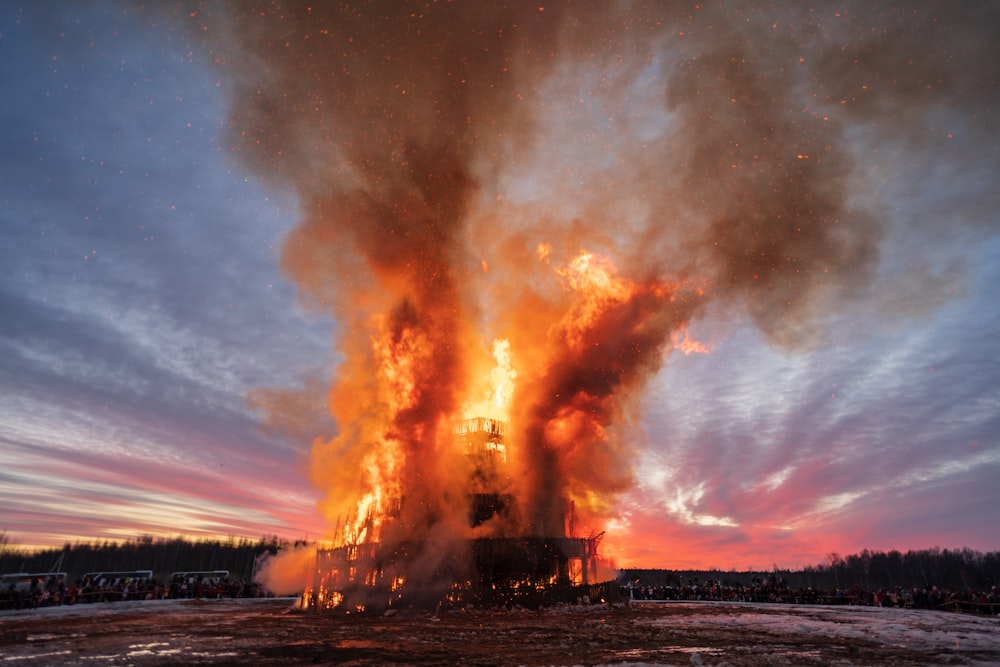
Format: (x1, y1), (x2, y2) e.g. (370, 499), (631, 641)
(1, 2), (998, 571)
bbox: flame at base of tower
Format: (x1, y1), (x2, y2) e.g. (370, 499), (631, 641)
(305, 535), (612, 613)
(302, 418), (618, 613)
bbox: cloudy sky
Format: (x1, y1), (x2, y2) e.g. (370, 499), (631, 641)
(1, 2), (998, 570)
(0, 3), (333, 549)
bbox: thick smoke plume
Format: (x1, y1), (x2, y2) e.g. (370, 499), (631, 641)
(194, 1), (998, 582)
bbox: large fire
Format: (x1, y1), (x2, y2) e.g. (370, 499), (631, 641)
(297, 245), (690, 609)
(195, 1), (916, 605)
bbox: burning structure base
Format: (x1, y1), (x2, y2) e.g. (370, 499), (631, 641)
(305, 418), (620, 612)
(307, 534), (618, 612)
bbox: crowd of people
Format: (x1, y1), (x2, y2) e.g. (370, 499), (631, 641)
(621, 574), (1000, 614)
(6, 570), (998, 614)
(0, 572), (264, 610)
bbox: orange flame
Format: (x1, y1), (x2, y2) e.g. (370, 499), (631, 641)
(671, 327), (709, 356)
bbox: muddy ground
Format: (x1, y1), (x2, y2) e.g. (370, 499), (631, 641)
(2, 597), (998, 666)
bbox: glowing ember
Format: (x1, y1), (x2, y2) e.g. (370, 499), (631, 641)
(671, 328), (709, 356)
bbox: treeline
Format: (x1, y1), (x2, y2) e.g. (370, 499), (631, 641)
(0, 535), (294, 585)
(621, 547), (1000, 592)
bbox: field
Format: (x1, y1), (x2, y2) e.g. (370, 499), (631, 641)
(2, 597), (999, 665)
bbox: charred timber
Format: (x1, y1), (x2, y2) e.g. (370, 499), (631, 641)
(308, 535), (617, 613)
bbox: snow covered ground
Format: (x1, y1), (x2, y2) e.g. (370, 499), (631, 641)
(632, 601), (1000, 666)
(1, 597), (998, 665)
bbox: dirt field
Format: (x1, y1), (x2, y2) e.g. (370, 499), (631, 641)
(2, 597), (999, 666)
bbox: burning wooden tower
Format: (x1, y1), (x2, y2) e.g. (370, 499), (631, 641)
(306, 417), (610, 612)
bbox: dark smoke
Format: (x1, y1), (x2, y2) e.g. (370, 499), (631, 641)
(193, 1), (999, 566)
